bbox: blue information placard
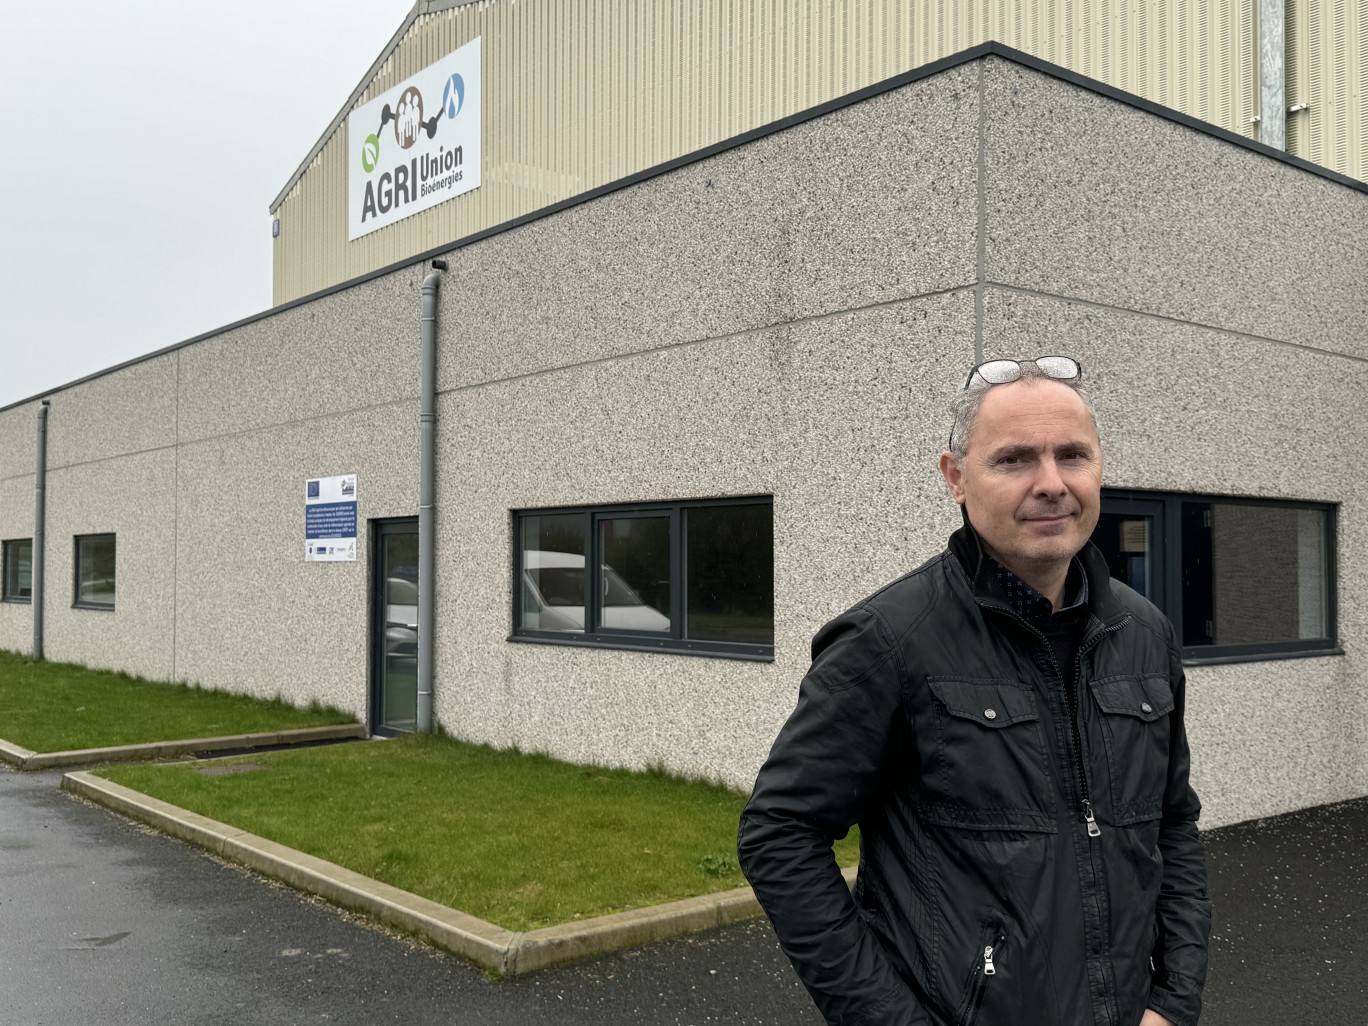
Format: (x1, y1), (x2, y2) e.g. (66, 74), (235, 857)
(305, 474), (358, 561)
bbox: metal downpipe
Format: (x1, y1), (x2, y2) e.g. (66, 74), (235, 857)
(1259, 0), (1287, 150)
(417, 262), (445, 734)
(33, 401), (49, 661)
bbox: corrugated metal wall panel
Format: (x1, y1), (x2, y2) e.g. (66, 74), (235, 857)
(1288, 0), (1367, 181)
(272, 0), (1357, 305)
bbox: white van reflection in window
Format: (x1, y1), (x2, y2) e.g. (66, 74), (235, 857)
(385, 576), (418, 662)
(522, 550), (670, 632)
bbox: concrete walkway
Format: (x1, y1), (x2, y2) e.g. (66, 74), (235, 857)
(1199, 795), (1368, 1024)
(3, 762), (1364, 1024)
(0, 765), (820, 1026)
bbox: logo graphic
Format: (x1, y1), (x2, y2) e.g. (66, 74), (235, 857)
(394, 86), (424, 148)
(349, 36), (480, 240)
(442, 74), (465, 119)
(341, 479), (356, 497)
(376, 85), (443, 151)
(307, 480), (320, 498)
(361, 133), (380, 173)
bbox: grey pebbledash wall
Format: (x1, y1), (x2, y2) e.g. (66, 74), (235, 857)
(0, 53), (1364, 829)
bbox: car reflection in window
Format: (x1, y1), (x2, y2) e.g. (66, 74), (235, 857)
(385, 575), (418, 664)
(522, 550), (670, 633)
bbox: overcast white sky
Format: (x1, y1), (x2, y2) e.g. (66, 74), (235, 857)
(0, 0), (415, 410)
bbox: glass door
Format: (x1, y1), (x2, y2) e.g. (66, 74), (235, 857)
(371, 519), (418, 736)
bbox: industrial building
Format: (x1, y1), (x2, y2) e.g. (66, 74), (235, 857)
(2, 0), (1366, 830)
(270, 0), (1367, 304)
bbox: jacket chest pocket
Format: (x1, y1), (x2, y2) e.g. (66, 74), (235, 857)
(922, 678), (1056, 832)
(1088, 675), (1174, 824)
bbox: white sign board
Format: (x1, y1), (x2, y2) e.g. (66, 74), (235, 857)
(347, 36), (482, 240)
(305, 474), (358, 562)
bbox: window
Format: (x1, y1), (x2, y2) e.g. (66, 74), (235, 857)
(2, 539), (32, 602)
(1093, 492), (1336, 662)
(74, 534), (116, 609)
(514, 497), (774, 659)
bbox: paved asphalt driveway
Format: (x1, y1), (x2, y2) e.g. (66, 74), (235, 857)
(2, 765), (1364, 1025)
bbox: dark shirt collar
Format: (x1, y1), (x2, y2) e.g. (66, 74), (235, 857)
(948, 513), (1127, 626)
(987, 556), (1089, 624)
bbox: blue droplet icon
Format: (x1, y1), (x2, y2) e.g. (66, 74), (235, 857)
(442, 74), (465, 120)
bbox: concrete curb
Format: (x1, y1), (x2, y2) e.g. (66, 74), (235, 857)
(0, 738), (38, 766)
(61, 770), (857, 975)
(0, 724), (367, 771)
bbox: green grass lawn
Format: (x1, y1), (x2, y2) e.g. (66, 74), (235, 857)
(100, 733), (860, 932)
(0, 650), (354, 752)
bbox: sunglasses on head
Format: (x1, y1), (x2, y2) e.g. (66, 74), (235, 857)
(963, 356), (1082, 389)
(949, 356), (1083, 450)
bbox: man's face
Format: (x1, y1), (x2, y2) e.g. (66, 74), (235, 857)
(939, 379), (1102, 576)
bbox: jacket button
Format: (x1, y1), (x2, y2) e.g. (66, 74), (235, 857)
(984, 708), (997, 720)
(1141, 702), (1153, 713)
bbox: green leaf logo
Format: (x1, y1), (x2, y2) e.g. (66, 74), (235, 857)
(361, 133), (380, 173)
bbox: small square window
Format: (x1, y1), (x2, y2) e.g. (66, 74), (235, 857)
(74, 533), (116, 609)
(2, 539), (33, 602)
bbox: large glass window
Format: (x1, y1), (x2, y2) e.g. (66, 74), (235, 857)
(1094, 492), (1335, 662)
(2, 539), (32, 602)
(513, 498), (773, 659)
(74, 534), (116, 609)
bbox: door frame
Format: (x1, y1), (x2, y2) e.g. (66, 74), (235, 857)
(370, 517), (419, 737)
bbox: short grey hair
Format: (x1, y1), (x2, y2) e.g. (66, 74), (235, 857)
(947, 362), (1099, 462)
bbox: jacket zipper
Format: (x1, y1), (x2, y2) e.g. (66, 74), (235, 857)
(1071, 620), (1128, 838)
(957, 930), (1006, 1026)
(1014, 614), (1098, 839)
(994, 606), (1126, 839)
(1060, 649), (1100, 838)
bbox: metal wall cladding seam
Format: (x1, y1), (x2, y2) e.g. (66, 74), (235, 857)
(272, 0), (1347, 307)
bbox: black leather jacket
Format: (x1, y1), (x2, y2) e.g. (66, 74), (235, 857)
(738, 525), (1211, 1026)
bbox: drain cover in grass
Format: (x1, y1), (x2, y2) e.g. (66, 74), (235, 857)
(197, 762), (270, 777)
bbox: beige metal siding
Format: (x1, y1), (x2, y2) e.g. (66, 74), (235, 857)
(272, 0), (1285, 305)
(1287, 0), (1367, 181)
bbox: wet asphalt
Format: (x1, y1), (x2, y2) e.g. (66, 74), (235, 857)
(1, 764), (1364, 1025)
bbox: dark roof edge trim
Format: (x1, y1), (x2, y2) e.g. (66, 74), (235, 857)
(994, 41), (1367, 193)
(270, 3), (422, 213)
(7, 42), (1365, 415)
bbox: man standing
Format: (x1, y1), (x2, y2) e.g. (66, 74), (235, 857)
(738, 357), (1210, 1026)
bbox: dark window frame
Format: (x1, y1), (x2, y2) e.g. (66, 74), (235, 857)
(1100, 490), (1338, 664)
(511, 496), (774, 661)
(2, 538), (33, 603)
(370, 516), (419, 738)
(73, 532), (117, 611)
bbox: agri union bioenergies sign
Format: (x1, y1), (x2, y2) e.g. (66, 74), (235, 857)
(347, 37), (481, 240)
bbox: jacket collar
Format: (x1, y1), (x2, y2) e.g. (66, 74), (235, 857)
(947, 507), (1127, 625)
